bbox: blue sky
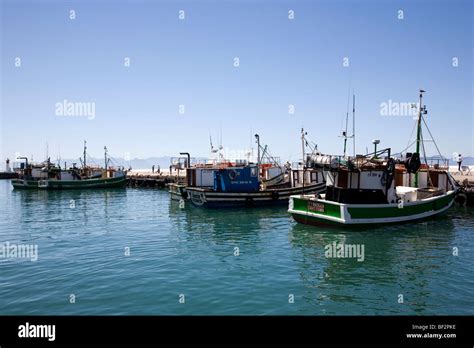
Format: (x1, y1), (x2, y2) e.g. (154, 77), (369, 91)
(1, 0), (472, 164)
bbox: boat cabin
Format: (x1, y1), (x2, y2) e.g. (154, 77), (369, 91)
(213, 165), (260, 192)
(322, 150), (454, 204)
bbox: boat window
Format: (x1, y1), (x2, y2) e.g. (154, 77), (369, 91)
(293, 170), (300, 184)
(251, 167), (257, 177)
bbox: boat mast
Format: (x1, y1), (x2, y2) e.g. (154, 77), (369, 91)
(104, 146), (108, 172)
(342, 94), (356, 158)
(250, 127), (253, 162)
(301, 128), (308, 168)
(414, 89), (425, 188)
(255, 134), (260, 169)
(343, 111), (349, 157)
(83, 140), (87, 169)
(352, 94), (356, 158)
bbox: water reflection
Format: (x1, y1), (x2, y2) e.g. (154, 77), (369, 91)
(168, 198), (287, 246)
(3, 180), (471, 315)
(11, 188), (128, 238)
(289, 215), (456, 314)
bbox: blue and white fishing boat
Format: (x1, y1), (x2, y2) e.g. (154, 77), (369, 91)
(185, 132), (326, 208)
(168, 134), (290, 202)
(186, 165), (325, 208)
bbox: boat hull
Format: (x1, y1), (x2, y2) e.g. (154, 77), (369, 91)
(12, 175), (127, 190)
(167, 183), (188, 200)
(187, 183), (326, 208)
(289, 190), (456, 226)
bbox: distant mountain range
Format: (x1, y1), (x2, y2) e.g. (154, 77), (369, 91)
(438, 156), (474, 166)
(449, 156), (474, 166)
(109, 156), (177, 170)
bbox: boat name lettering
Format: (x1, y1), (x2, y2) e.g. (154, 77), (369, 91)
(308, 201), (325, 212)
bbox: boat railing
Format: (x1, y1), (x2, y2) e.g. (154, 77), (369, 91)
(303, 148), (392, 172)
(424, 157), (449, 170)
(171, 156), (199, 169)
(260, 156), (281, 166)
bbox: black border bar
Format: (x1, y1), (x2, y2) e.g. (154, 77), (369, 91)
(0, 316), (472, 346)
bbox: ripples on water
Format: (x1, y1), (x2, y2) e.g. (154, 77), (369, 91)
(0, 180), (473, 315)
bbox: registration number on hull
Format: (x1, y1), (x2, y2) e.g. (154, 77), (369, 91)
(308, 201), (325, 213)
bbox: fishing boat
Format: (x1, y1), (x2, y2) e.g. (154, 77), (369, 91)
(167, 151), (231, 201)
(186, 169), (324, 208)
(167, 135), (288, 202)
(289, 90), (459, 226)
(12, 142), (127, 190)
(185, 132), (326, 208)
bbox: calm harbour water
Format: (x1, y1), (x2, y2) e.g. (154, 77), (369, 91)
(0, 180), (473, 315)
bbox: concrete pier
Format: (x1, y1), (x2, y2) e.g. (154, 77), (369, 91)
(127, 169), (185, 188)
(0, 172), (18, 179)
(450, 171), (474, 206)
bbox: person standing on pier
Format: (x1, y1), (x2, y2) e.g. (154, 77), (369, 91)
(457, 154), (463, 172)
(152, 165), (155, 173)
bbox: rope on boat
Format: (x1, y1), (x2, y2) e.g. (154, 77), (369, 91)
(394, 140), (416, 158)
(421, 116), (446, 161)
(404, 121), (417, 154)
(420, 129), (435, 188)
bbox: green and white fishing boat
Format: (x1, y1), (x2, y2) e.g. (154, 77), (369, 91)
(289, 90), (459, 226)
(12, 142), (127, 190)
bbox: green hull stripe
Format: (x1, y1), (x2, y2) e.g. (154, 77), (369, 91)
(347, 192), (453, 219)
(293, 196), (341, 218)
(290, 191), (455, 225)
